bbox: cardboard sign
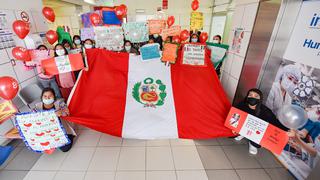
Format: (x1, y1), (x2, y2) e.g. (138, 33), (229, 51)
(190, 12), (203, 30)
(80, 28), (95, 41)
(182, 43), (206, 66)
(94, 26), (124, 51)
(0, 100), (17, 124)
(122, 22), (149, 43)
(161, 25), (181, 40)
(225, 107), (289, 155)
(140, 44), (161, 61)
(41, 54), (84, 75)
(15, 110), (70, 153)
(148, 20), (166, 34)
(162, 43), (179, 63)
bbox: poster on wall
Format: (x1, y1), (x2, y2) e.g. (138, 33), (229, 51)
(231, 28), (244, 54)
(94, 26), (124, 51)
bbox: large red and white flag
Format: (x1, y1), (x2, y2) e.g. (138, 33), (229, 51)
(65, 48), (233, 139)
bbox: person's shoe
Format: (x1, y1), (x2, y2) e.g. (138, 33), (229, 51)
(234, 135), (244, 141)
(249, 143), (258, 155)
(59, 134), (75, 153)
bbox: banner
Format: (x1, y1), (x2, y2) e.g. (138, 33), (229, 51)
(80, 28), (95, 41)
(225, 107), (289, 155)
(41, 54), (84, 75)
(160, 25), (181, 40)
(123, 22), (149, 43)
(0, 100), (17, 124)
(15, 110), (70, 153)
(182, 43), (206, 66)
(94, 26), (124, 51)
(190, 12), (203, 30)
(162, 43), (179, 64)
(206, 42), (229, 68)
(148, 20), (166, 34)
(140, 44), (161, 61)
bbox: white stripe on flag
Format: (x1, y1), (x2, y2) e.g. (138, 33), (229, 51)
(55, 55), (72, 73)
(122, 54), (178, 139)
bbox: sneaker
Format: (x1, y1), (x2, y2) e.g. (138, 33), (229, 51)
(249, 143), (258, 155)
(234, 135), (244, 141)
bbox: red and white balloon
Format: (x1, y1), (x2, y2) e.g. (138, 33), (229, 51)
(12, 47), (31, 62)
(42, 7), (55, 22)
(89, 13), (101, 26)
(12, 20), (30, 39)
(45, 30), (58, 45)
(0, 76), (19, 100)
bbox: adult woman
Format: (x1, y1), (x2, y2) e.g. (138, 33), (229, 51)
(212, 35), (223, 77)
(122, 40), (139, 55)
(73, 35), (82, 49)
(234, 88), (288, 155)
(34, 88), (75, 152)
(190, 33), (200, 43)
(83, 39), (94, 49)
(62, 40), (73, 53)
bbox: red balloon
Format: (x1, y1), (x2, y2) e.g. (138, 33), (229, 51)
(45, 30), (58, 45)
(199, 32), (208, 43)
(120, 4), (128, 15)
(115, 5), (127, 19)
(180, 29), (190, 42)
(42, 7), (55, 22)
(90, 13), (101, 26)
(167, 16), (175, 28)
(0, 76), (19, 100)
(172, 35), (181, 44)
(12, 47), (31, 62)
(12, 20), (30, 39)
(191, 0), (199, 11)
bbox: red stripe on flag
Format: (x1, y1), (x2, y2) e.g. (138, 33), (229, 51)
(41, 54), (84, 75)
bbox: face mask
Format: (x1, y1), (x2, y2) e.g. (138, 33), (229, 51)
(281, 74), (297, 92)
(84, 44), (92, 49)
(247, 97), (260, 106)
(56, 49), (65, 56)
(74, 39), (81, 45)
(153, 34), (159, 38)
(307, 110), (319, 121)
(213, 40), (219, 44)
(191, 38), (198, 43)
(43, 98), (54, 105)
(125, 45), (131, 52)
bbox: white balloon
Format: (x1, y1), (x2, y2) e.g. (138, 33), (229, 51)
(278, 105), (308, 129)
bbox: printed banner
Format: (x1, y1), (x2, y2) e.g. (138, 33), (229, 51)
(41, 54), (84, 75)
(15, 110), (70, 153)
(80, 28), (95, 41)
(160, 25), (181, 40)
(206, 42), (229, 68)
(162, 43), (179, 63)
(182, 43), (206, 66)
(140, 44), (161, 61)
(123, 22), (149, 43)
(94, 26), (124, 51)
(225, 107), (289, 155)
(0, 100), (17, 124)
(148, 20), (166, 34)
(190, 12), (203, 30)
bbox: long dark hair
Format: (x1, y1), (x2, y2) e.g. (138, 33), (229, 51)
(41, 87), (56, 101)
(245, 88), (264, 116)
(54, 43), (68, 57)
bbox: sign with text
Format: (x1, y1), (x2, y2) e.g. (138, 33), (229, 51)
(160, 25), (181, 40)
(190, 12), (203, 30)
(123, 22), (149, 43)
(148, 20), (166, 34)
(94, 26), (124, 51)
(140, 44), (161, 61)
(162, 43), (179, 63)
(80, 28), (95, 41)
(41, 54), (84, 75)
(225, 107), (289, 155)
(182, 43), (206, 66)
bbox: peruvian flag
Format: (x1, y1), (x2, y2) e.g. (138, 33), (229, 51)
(65, 48), (233, 139)
(41, 54), (84, 75)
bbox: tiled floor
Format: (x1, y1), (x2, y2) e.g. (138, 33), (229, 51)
(0, 127), (295, 180)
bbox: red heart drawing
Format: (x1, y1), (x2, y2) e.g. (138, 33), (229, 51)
(46, 130), (51, 133)
(24, 123), (32, 127)
(44, 149), (55, 154)
(256, 131), (260, 134)
(31, 138), (35, 141)
(35, 132), (45, 136)
(54, 128), (59, 131)
(36, 122), (42, 125)
(55, 138), (60, 141)
(50, 119), (55, 122)
(50, 134), (56, 137)
(40, 141), (50, 146)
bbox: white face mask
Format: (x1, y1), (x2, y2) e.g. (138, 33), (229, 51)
(74, 39), (81, 45)
(43, 98), (54, 105)
(213, 40), (219, 44)
(153, 34), (159, 38)
(307, 110), (319, 121)
(84, 44), (92, 49)
(56, 49), (65, 56)
(125, 45), (131, 52)
(191, 38), (198, 43)
(281, 74), (297, 92)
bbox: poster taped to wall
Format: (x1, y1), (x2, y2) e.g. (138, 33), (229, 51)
(231, 28), (244, 54)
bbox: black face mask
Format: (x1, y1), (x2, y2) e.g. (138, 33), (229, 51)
(247, 97), (260, 106)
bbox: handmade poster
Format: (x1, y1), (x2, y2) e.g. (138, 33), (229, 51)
(148, 20), (166, 34)
(182, 43), (206, 66)
(69, 48), (82, 54)
(15, 110), (70, 153)
(206, 42), (229, 68)
(231, 28), (244, 54)
(0, 100), (17, 124)
(41, 54), (84, 75)
(80, 28), (95, 41)
(102, 10), (122, 25)
(122, 22), (149, 43)
(225, 107), (289, 155)
(94, 26), (124, 51)
(162, 43), (179, 64)
(190, 12), (203, 30)
(140, 44), (161, 61)
(160, 25), (181, 40)
(81, 11), (102, 28)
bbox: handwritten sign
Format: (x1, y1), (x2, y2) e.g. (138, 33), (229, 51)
(41, 54), (84, 75)
(122, 22), (149, 43)
(161, 25), (181, 40)
(80, 28), (95, 41)
(225, 107), (289, 155)
(15, 110), (70, 153)
(162, 43), (179, 64)
(190, 12), (203, 30)
(140, 44), (161, 61)
(182, 43), (206, 66)
(94, 26), (124, 51)
(148, 20), (166, 34)
(0, 100), (17, 124)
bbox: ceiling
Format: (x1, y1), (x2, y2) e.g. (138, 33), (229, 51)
(43, 0), (93, 8)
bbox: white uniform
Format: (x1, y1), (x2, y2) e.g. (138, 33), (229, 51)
(266, 82), (292, 118)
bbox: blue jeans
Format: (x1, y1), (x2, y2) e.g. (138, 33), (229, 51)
(38, 77), (62, 98)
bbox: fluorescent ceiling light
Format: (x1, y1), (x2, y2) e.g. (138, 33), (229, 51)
(84, 0), (96, 5)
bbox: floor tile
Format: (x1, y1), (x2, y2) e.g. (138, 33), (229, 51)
(5, 148), (41, 170)
(196, 146), (233, 169)
(74, 130), (101, 147)
(53, 171), (85, 180)
(115, 171), (145, 180)
(254, 149), (282, 168)
(206, 170), (239, 180)
(222, 145), (261, 169)
(217, 138), (247, 145)
(236, 169), (271, 180)
(122, 139), (146, 146)
(59, 147), (95, 171)
(265, 168), (295, 180)
(146, 147), (175, 170)
(146, 171), (176, 180)
(88, 147), (120, 171)
(147, 139), (170, 146)
(176, 170), (208, 180)
(31, 150), (68, 170)
(23, 171), (56, 180)
(117, 147), (145, 170)
(0, 170), (28, 180)
(84, 172), (115, 180)
(172, 146), (204, 170)
(170, 139), (195, 146)
(0, 146), (23, 170)
(98, 134), (122, 146)
(194, 139), (219, 146)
